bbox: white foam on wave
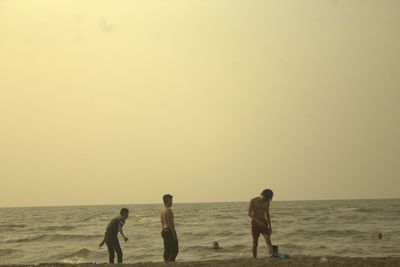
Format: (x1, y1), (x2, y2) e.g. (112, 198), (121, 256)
(336, 208), (359, 211)
(1, 234), (44, 243)
(60, 257), (88, 264)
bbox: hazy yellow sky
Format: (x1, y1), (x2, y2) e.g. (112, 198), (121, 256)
(0, 0), (399, 207)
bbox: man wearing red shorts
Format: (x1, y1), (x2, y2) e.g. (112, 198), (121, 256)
(248, 189), (273, 258)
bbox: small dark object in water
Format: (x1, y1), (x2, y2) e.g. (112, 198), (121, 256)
(213, 241), (219, 250)
(378, 233), (383, 239)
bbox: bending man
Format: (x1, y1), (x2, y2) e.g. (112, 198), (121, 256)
(248, 189), (273, 258)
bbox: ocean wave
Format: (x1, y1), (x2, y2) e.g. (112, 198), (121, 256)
(2, 234), (46, 243)
(60, 257), (89, 264)
(336, 207), (379, 214)
(0, 249), (20, 257)
(2, 233), (103, 243)
(42, 225), (75, 231)
(275, 243), (304, 250)
(217, 230), (236, 236)
(47, 233), (103, 241)
(135, 217), (160, 224)
(288, 229), (365, 237)
(356, 207), (376, 212)
(0, 224), (27, 230)
(301, 216), (316, 221)
(224, 244), (248, 251)
(66, 248), (92, 258)
(316, 216), (330, 222)
(81, 216), (95, 222)
(180, 244), (247, 253)
(336, 208), (360, 212)
(320, 229), (365, 237)
(180, 231), (210, 238)
(212, 215), (239, 220)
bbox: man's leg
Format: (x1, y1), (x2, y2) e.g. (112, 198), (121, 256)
(171, 234), (179, 261)
(106, 241), (115, 263)
(251, 220), (260, 258)
(162, 229), (173, 262)
(262, 234), (273, 255)
(114, 239), (123, 263)
(252, 236), (259, 258)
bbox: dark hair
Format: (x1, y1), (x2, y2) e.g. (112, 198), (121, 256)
(163, 194), (173, 204)
(120, 208), (129, 216)
(261, 189), (273, 200)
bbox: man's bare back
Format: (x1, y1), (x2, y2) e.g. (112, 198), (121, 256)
(160, 207), (175, 230)
(249, 197), (270, 224)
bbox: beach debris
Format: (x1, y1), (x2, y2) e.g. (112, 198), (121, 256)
(319, 257), (328, 263)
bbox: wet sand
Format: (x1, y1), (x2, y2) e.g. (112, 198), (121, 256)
(2, 256), (400, 267)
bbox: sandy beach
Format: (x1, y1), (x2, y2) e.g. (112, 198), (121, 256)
(1, 256), (400, 267)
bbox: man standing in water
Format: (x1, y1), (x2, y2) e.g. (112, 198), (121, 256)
(160, 194), (179, 262)
(248, 189), (273, 258)
(99, 208), (129, 263)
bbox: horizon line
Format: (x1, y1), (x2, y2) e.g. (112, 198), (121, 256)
(1, 197), (399, 209)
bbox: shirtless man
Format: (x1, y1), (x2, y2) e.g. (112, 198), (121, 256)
(160, 194), (179, 262)
(248, 189), (273, 257)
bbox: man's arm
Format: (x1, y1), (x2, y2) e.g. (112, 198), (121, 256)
(99, 232), (106, 248)
(118, 224), (128, 242)
(248, 199), (254, 219)
(165, 209), (175, 230)
(265, 201), (272, 233)
(166, 209), (177, 241)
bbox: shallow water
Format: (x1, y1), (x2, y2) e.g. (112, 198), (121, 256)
(0, 199), (399, 264)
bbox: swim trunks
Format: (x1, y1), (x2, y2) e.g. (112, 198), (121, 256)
(251, 220), (271, 237)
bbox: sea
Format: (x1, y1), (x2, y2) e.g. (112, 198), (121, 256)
(0, 199), (399, 264)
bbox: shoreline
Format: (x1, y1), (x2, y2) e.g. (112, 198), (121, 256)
(2, 256), (400, 267)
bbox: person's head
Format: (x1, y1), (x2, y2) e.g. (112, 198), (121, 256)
(120, 208), (129, 219)
(163, 194), (173, 207)
(212, 241), (220, 250)
(272, 245), (279, 254)
(261, 189), (273, 201)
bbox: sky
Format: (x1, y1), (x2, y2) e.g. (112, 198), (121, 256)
(0, 0), (399, 207)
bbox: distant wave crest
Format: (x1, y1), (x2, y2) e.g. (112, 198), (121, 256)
(290, 228), (365, 237)
(180, 244), (247, 253)
(66, 248), (92, 258)
(2, 234), (46, 243)
(336, 208), (360, 212)
(0, 248), (20, 257)
(0, 224), (27, 230)
(2, 234), (103, 243)
(42, 225), (75, 231)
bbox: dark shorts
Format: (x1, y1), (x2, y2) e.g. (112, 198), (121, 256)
(161, 228), (179, 262)
(251, 220), (270, 238)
